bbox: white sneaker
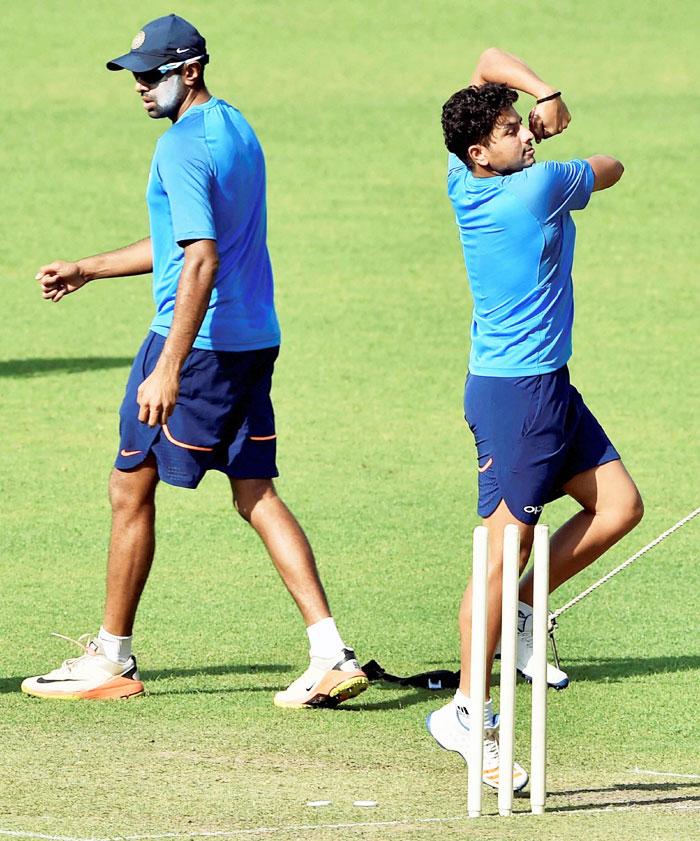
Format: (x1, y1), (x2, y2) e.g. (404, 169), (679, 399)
(21, 634), (144, 700)
(516, 602), (569, 690)
(274, 648), (368, 709)
(426, 700), (528, 791)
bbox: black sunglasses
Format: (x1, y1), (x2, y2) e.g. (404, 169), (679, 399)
(132, 61), (185, 86)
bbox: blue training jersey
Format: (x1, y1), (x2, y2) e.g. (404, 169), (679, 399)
(146, 97), (281, 352)
(447, 154), (594, 376)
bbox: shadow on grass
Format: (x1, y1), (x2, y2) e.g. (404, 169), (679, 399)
(147, 666), (434, 706)
(548, 780), (700, 813)
(147, 684), (435, 707)
(140, 663), (293, 681)
(564, 655), (700, 683)
(0, 663), (293, 695)
(9, 656), (697, 699)
(147, 685), (288, 697)
(143, 663), (295, 698)
(410, 654), (700, 686)
(555, 782), (700, 795)
(350, 687), (441, 711)
(0, 357), (133, 377)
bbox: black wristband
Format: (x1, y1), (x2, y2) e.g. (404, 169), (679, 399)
(536, 91), (561, 104)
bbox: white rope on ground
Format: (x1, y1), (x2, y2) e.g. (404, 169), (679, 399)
(3, 799), (700, 841)
(0, 819), (466, 841)
(0, 834), (106, 841)
(551, 507), (700, 622)
(632, 768), (700, 780)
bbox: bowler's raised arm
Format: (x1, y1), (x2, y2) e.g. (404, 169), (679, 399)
(470, 48), (570, 143)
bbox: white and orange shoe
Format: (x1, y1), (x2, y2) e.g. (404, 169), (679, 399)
(426, 700), (528, 791)
(21, 634), (144, 700)
(274, 648), (368, 709)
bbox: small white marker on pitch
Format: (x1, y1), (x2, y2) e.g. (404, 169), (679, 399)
(306, 800), (332, 807)
(353, 800), (378, 807)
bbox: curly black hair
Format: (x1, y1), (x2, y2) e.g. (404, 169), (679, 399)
(442, 83), (519, 168)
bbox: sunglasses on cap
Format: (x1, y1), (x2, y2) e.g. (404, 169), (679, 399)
(133, 55), (205, 85)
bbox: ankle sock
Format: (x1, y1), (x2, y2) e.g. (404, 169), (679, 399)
(98, 626), (133, 664)
(454, 689), (495, 728)
(518, 600), (533, 617)
(306, 617), (346, 659)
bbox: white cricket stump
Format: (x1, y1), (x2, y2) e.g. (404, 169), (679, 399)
(467, 522), (549, 818)
(530, 523), (550, 815)
(467, 525), (489, 819)
(498, 524), (520, 816)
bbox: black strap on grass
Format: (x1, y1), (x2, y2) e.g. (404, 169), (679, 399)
(362, 659), (459, 690)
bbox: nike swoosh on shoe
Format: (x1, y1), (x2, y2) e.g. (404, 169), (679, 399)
(36, 677), (79, 684)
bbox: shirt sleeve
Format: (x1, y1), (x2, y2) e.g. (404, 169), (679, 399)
(156, 137), (216, 244)
(448, 152), (466, 175)
(505, 159), (594, 223)
(542, 159), (594, 216)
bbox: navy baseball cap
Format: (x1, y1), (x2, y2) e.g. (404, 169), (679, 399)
(107, 14), (208, 72)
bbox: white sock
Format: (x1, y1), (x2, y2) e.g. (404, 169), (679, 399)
(454, 689), (495, 728)
(518, 600), (533, 617)
(306, 617), (346, 659)
(98, 626), (132, 664)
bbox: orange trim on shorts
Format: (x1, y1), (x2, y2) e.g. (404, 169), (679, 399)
(162, 423), (214, 452)
(249, 434), (277, 441)
(477, 457), (493, 473)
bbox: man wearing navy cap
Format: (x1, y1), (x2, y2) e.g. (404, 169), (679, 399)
(26, 15), (368, 709)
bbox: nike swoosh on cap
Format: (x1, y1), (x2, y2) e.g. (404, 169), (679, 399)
(120, 449), (143, 457)
(176, 47), (190, 53)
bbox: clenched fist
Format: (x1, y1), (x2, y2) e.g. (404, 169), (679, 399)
(529, 96), (571, 143)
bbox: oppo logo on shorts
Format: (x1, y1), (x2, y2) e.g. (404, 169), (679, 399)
(523, 505), (544, 514)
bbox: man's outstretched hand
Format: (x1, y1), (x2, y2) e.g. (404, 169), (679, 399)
(529, 96), (571, 143)
(35, 261), (89, 302)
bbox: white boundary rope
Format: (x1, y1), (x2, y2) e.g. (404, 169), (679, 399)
(551, 507), (700, 622)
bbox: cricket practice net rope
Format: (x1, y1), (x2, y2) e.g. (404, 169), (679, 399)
(551, 506), (700, 622)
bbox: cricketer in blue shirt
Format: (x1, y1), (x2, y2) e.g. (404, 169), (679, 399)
(426, 52), (643, 766)
(29, 15), (368, 709)
(448, 154), (593, 376)
(148, 96), (280, 352)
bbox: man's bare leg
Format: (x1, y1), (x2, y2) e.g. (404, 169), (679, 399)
(231, 478), (368, 708)
(519, 459), (643, 604)
(457, 460), (642, 696)
(21, 457), (158, 698)
(458, 499), (534, 697)
(103, 456), (160, 635)
(230, 478), (331, 625)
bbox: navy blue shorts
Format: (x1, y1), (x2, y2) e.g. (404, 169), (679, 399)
(115, 332), (279, 489)
(464, 366), (619, 525)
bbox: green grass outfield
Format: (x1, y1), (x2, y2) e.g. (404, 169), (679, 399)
(1, 1), (699, 839)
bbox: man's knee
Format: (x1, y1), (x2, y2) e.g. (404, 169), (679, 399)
(231, 478), (276, 522)
(619, 487), (644, 531)
(108, 463), (157, 514)
(607, 486), (644, 537)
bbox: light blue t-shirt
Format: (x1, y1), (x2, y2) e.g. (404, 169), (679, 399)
(447, 154), (594, 376)
(146, 97), (281, 351)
